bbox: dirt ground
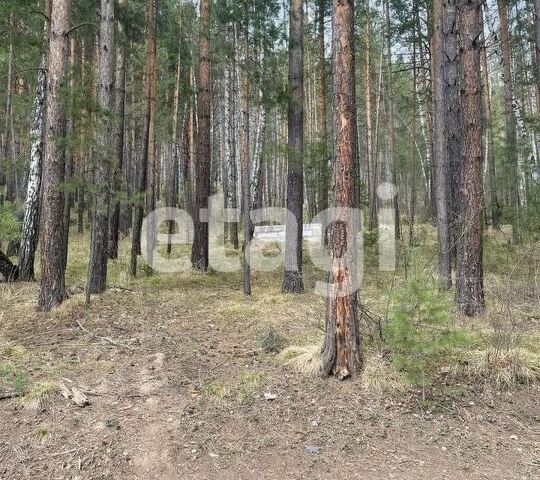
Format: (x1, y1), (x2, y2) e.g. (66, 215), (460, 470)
(0, 268), (538, 480)
(1, 230), (539, 480)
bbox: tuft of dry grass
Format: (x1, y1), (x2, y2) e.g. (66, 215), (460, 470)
(360, 354), (408, 395)
(279, 344), (322, 376)
(20, 381), (60, 410)
(452, 348), (540, 389)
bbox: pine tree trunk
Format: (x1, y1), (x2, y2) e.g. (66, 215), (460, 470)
(443, 0), (460, 261)
(130, 0), (155, 276)
(38, 0), (72, 310)
(321, 0), (362, 380)
(480, 8), (500, 229)
(228, 31), (239, 250)
(18, 54), (46, 281)
(431, 0), (452, 289)
(282, 0), (305, 293)
(191, 0), (211, 271)
(88, 0), (115, 294)
(241, 5), (251, 296)
(497, 0), (520, 244)
(456, 0), (485, 316)
(365, 0), (373, 224)
(385, 0), (400, 240)
(317, 0), (329, 245)
(61, 36), (77, 274)
(108, 0), (127, 260)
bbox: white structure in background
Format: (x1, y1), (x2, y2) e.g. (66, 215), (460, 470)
(253, 223), (322, 243)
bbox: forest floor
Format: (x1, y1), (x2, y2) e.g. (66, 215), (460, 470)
(0, 225), (539, 479)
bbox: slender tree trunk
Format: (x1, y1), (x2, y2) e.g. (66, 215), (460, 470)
(88, 0), (115, 294)
(535, 0), (540, 114)
(480, 8), (500, 229)
(240, 5), (251, 296)
(321, 0), (362, 380)
(61, 36), (77, 275)
(3, 15), (15, 204)
(283, 0), (305, 293)
(77, 37), (87, 235)
(18, 54), (46, 281)
(317, 0), (329, 246)
(145, 0), (158, 270)
(384, 0), (400, 240)
(38, 0), (72, 310)
(108, 0), (127, 260)
(168, 0), (183, 255)
(497, 0), (520, 244)
(365, 0), (373, 222)
(191, 0), (211, 271)
(228, 30), (239, 250)
(409, 1), (418, 246)
(456, 0), (485, 316)
(443, 0), (460, 261)
(432, 0), (452, 288)
(130, 0), (155, 276)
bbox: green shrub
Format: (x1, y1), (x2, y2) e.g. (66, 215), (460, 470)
(385, 272), (471, 385)
(0, 203), (22, 242)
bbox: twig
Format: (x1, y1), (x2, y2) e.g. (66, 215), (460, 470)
(75, 319), (135, 350)
(50, 448), (83, 458)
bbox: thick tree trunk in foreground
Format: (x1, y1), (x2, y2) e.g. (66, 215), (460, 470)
(18, 55), (46, 281)
(321, 0), (362, 380)
(108, 0), (127, 260)
(38, 0), (72, 310)
(191, 0), (211, 271)
(282, 0), (305, 293)
(456, 0), (485, 316)
(88, 0), (115, 294)
(431, 0), (452, 289)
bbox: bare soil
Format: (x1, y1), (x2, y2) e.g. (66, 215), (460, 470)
(0, 268), (538, 480)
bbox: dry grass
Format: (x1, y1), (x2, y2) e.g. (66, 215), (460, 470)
(279, 344), (322, 376)
(452, 348), (540, 389)
(20, 381), (60, 410)
(360, 353), (408, 395)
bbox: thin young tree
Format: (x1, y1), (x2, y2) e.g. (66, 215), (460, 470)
(38, 0), (72, 310)
(88, 0), (115, 294)
(191, 0), (211, 270)
(282, 0), (305, 293)
(321, 0), (362, 380)
(455, 0), (485, 316)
